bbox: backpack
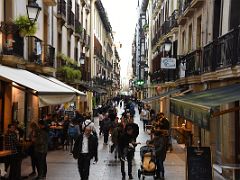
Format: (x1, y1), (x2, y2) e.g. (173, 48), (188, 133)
(68, 125), (78, 138)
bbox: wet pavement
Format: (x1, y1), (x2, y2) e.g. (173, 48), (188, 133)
(18, 103), (225, 180)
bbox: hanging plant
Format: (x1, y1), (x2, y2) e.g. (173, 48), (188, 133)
(57, 66), (81, 81)
(57, 52), (78, 67)
(14, 15), (37, 37)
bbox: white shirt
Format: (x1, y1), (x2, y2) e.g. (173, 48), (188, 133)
(81, 134), (89, 153)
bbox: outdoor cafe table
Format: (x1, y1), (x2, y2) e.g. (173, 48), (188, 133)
(220, 164), (240, 180)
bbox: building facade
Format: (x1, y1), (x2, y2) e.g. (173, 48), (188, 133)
(133, 0), (240, 178)
(0, 0), (120, 134)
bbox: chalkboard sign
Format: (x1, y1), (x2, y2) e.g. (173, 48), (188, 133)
(64, 110), (75, 120)
(186, 147), (212, 180)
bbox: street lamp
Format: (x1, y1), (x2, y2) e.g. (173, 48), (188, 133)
(144, 65), (149, 72)
(26, 0), (42, 24)
(79, 57), (85, 65)
(163, 38), (172, 53)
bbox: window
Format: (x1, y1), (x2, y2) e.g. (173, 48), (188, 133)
(182, 31), (186, 53)
(188, 24), (192, 51)
(196, 16), (202, 48)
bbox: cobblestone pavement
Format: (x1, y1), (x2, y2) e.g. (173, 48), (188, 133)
(19, 103), (225, 180)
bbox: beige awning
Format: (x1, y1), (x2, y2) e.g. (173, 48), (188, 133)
(0, 65), (77, 107)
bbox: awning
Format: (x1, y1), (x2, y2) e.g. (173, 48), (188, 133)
(170, 83), (240, 129)
(0, 65), (77, 107)
(142, 88), (183, 103)
(44, 76), (85, 96)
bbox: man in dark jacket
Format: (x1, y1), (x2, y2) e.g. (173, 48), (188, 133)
(72, 121), (98, 180)
(119, 126), (138, 180)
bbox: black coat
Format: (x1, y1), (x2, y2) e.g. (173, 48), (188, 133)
(72, 133), (98, 160)
(125, 123), (139, 140)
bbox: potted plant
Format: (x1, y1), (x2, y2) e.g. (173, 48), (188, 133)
(14, 15), (37, 37)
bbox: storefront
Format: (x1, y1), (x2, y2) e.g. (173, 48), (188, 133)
(0, 65), (85, 133)
(170, 83), (240, 165)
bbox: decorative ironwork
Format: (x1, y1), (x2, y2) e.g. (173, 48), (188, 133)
(57, 0), (66, 18)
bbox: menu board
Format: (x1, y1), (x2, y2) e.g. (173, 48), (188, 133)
(186, 147), (212, 180)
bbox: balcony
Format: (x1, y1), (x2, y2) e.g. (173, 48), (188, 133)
(67, 10), (75, 32)
(0, 22), (25, 66)
(74, 20), (83, 38)
(43, 0), (57, 6)
(42, 44), (55, 72)
(201, 28), (240, 81)
(57, 0), (66, 23)
(184, 49), (202, 78)
(178, 0), (194, 25)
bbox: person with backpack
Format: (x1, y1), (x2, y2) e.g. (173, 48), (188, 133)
(68, 120), (80, 153)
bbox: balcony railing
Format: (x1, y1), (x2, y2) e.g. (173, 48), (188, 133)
(151, 67), (177, 84)
(203, 28), (240, 73)
(182, 49), (202, 77)
(27, 36), (43, 64)
(42, 44), (55, 67)
(67, 10), (74, 28)
(216, 28), (239, 67)
(57, 0), (66, 19)
(179, 0), (193, 16)
(169, 10), (178, 29)
(75, 20), (82, 37)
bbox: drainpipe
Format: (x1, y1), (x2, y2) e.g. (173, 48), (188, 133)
(90, 0), (96, 79)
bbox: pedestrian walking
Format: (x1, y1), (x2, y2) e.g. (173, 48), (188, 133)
(72, 120), (98, 180)
(119, 126), (139, 180)
(102, 113), (112, 145)
(140, 105), (150, 131)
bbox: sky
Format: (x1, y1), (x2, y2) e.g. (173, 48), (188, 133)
(101, 0), (139, 87)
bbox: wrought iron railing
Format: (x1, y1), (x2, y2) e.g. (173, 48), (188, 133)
(57, 0), (66, 19)
(75, 20), (82, 36)
(203, 28), (240, 73)
(178, 0), (192, 16)
(42, 44), (55, 67)
(183, 49), (202, 77)
(67, 10), (74, 27)
(215, 28), (239, 68)
(27, 36), (43, 64)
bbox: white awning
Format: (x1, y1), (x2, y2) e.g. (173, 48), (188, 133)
(0, 65), (77, 107)
(44, 76), (85, 96)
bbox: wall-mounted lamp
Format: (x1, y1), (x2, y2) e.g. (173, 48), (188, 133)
(163, 38), (172, 53)
(26, 0), (42, 24)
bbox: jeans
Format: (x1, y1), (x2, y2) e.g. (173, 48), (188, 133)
(142, 119), (148, 131)
(35, 152), (47, 178)
(103, 130), (109, 144)
(78, 153), (91, 180)
(120, 150), (134, 176)
(156, 158), (164, 178)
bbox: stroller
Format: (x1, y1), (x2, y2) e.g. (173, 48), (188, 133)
(138, 145), (157, 179)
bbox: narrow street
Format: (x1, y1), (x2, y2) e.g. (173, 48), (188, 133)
(20, 103), (187, 180)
